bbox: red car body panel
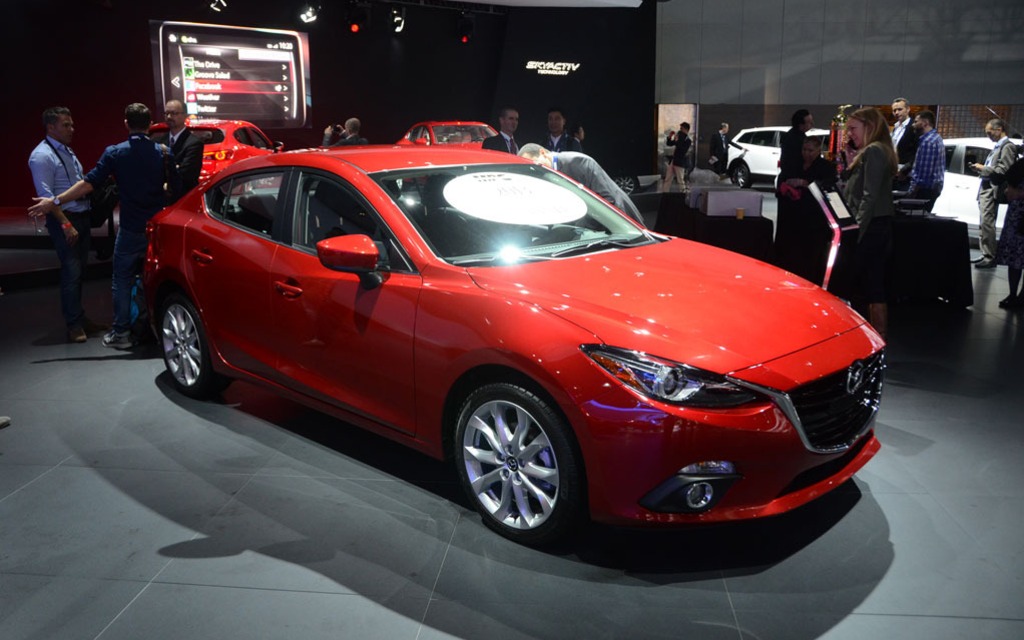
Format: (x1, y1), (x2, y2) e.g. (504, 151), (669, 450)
(145, 146), (883, 529)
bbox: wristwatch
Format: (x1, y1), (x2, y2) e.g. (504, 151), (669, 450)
(53, 196), (61, 207)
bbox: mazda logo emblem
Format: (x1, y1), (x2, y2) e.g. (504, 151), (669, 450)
(846, 361), (868, 394)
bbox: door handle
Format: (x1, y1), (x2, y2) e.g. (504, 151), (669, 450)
(274, 280), (303, 298)
(190, 249), (213, 264)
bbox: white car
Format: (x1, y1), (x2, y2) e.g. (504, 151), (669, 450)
(931, 137), (1022, 232)
(727, 126), (831, 188)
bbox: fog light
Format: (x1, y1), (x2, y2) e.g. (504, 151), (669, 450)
(680, 461), (735, 475)
(685, 482), (714, 509)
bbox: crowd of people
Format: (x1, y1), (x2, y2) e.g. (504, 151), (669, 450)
(27, 101), (199, 347)
(24, 99), (1024, 347)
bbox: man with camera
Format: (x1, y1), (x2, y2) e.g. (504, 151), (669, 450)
(322, 118), (368, 146)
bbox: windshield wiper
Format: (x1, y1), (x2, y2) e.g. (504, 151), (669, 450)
(548, 235), (649, 258)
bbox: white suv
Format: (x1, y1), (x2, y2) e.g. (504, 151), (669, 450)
(727, 126), (831, 188)
(931, 137), (1022, 232)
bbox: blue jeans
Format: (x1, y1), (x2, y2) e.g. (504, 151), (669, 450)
(111, 228), (148, 333)
(46, 211), (92, 329)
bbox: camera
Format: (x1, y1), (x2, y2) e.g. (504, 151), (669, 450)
(332, 124), (343, 134)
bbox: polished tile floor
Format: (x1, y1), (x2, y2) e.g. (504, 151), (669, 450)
(1, 259), (1022, 639)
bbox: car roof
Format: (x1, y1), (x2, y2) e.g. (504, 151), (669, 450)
(943, 137), (1023, 146)
(735, 126), (831, 136)
(249, 145), (534, 174)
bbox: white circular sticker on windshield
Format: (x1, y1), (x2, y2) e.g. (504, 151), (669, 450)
(442, 172), (587, 224)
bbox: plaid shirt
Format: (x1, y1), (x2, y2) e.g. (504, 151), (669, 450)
(910, 129), (945, 189)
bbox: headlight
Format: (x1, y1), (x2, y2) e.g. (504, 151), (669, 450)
(582, 345), (761, 408)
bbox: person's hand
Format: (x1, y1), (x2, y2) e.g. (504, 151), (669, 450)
(63, 223), (78, 246)
(323, 125), (333, 135)
(28, 197), (55, 218)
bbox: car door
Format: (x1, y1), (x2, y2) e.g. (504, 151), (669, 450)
(186, 169), (285, 378)
(749, 130), (781, 176)
(267, 170), (422, 435)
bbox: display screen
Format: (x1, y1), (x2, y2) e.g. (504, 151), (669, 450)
(150, 21), (311, 128)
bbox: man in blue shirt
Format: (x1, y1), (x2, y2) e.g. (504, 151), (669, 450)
(909, 110), (945, 212)
(28, 106), (103, 343)
(29, 103), (178, 348)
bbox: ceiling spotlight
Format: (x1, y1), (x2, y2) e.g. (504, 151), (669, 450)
(209, 0), (227, 12)
(391, 6), (406, 33)
(299, 3), (320, 23)
(347, 3), (370, 34)
(456, 13), (474, 44)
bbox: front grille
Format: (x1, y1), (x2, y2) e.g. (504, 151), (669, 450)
(731, 350), (885, 454)
(788, 351), (885, 452)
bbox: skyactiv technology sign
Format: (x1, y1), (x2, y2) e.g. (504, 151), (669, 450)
(525, 61), (581, 76)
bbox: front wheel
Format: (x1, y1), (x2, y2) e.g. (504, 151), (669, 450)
(454, 383), (583, 546)
(160, 293), (228, 399)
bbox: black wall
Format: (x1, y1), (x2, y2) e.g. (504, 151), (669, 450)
(6, 0), (656, 205)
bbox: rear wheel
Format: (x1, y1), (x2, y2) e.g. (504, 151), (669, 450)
(731, 161), (752, 188)
(454, 383), (583, 546)
(613, 175), (639, 195)
(160, 293), (228, 399)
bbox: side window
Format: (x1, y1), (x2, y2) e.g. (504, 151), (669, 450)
(964, 146), (990, 174)
(296, 173), (380, 249)
(205, 172), (285, 235)
(234, 128), (253, 147)
(944, 146), (958, 175)
(410, 126), (430, 144)
(247, 128), (271, 150)
(749, 131), (776, 147)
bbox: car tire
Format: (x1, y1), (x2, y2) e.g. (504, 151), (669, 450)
(160, 293), (229, 399)
(613, 175), (639, 195)
(731, 161), (752, 189)
(454, 382), (583, 546)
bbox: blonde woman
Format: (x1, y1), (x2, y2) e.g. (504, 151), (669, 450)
(843, 107), (898, 338)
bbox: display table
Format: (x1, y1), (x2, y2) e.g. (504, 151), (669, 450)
(889, 216), (974, 307)
(654, 194), (774, 261)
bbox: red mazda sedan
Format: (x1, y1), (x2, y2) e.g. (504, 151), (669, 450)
(396, 120), (498, 147)
(150, 119), (283, 181)
(144, 146), (884, 546)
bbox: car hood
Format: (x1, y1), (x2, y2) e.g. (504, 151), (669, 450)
(467, 238), (867, 375)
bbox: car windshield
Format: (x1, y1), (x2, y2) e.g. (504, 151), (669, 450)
(432, 124), (496, 144)
(373, 163), (655, 265)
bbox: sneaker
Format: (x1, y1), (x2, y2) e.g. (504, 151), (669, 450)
(67, 327), (87, 343)
(102, 329), (133, 349)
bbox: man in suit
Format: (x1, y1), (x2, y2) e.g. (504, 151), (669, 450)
(891, 97), (917, 190)
(540, 107), (582, 153)
(161, 99), (203, 198)
(518, 143), (644, 226)
(710, 122), (729, 176)
(322, 118), (368, 146)
(482, 107), (520, 154)
(971, 118), (1019, 268)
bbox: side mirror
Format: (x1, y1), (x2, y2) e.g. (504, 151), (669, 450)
(273, 141), (285, 153)
(413, 138), (429, 146)
(316, 234), (384, 289)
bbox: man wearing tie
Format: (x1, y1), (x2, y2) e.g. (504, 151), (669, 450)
(161, 99), (203, 197)
(27, 106), (102, 343)
(482, 107), (520, 154)
(710, 122), (729, 176)
(971, 118), (1018, 268)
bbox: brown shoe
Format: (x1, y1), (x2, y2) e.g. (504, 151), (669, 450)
(82, 318), (109, 335)
(68, 327), (87, 343)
